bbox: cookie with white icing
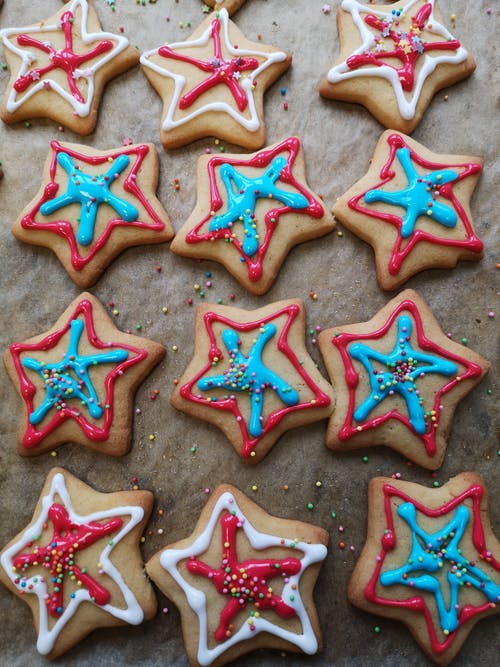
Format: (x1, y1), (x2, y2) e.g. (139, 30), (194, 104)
(170, 137), (335, 295)
(318, 289), (490, 469)
(0, 467), (156, 659)
(12, 141), (173, 289)
(349, 473), (500, 666)
(171, 299), (334, 464)
(140, 7), (291, 149)
(147, 484), (328, 667)
(3, 292), (165, 457)
(319, 0), (476, 133)
(0, 0), (139, 134)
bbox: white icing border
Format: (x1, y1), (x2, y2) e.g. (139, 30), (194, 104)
(140, 8), (287, 133)
(159, 491), (327, 666)
(0, 0), (131, 117)
(0, 472), (145, 655)
(327, 0), (468, 120)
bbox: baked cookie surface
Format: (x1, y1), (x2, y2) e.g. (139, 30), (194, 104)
(320, 0), (476, 133)
(4, 292), (165, 456)
(172, 299), (334, 463)
(318, 289), (489, 469)
(147, 484), (328, 667)
(12, 140), (173, 288)
(349, 473), (500, 666)
(332, 130), (483, 290)
(0, 467), (156, 659)
(171, 137), (335, 294)
(0, 0), (139, 134)
(140, 7), (291, 149)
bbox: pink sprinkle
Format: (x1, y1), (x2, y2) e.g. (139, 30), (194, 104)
(488, 311), (495, 318)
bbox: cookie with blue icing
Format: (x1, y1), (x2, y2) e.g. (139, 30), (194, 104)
(348, 472), (500, 666)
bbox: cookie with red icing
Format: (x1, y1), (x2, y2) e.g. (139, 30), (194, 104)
(140, 7), (291, 149)
(3, 292), (165, 457)
(146, 483), (328, 667)
(171, 299), (334, 463)
(0, 0), (139, 135)
(332, 130), (483, 290)
(317, 289), (489, 469)
(12, 141), (173, 289)
(348, 473), (500, 666)
(0, 467), (156, 659)
(170, 137), (335, 295)
(319, 0), (476, 133)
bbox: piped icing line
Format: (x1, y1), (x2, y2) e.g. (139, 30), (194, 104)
(9, 298), (148, 449)
(0, 472), (145, 655)
(180, 304), (332, 458)
(331, 298), (483, 457)
(0, 0), (131, 117)
(364, 482), (500, 655)
(327, 0), (468, 120)
(185, 137), (325, 282)
(348, 133), (483, 275)
(159, 491), (327, 666)
(140, 8), (288, 132)
(21, 141), (167, 271)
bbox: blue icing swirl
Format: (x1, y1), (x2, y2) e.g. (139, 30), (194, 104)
(40, 152), (139, 246)
(209, 157), (309, 257)
(364, 147), (459, 239)
(197, 323), (299, 437)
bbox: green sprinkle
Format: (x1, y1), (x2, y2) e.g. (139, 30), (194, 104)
(330, 512), (337, 519)
(307, 503), (314, 510)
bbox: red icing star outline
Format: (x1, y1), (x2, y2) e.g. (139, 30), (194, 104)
(13, 9), (113, 104)
(12, 503), (122, 617)
(186, 511), (302, 642)
(348, 133), (483, 276)
(185, 137), (325, 282)
(365, 482), (500, 655)
(331, 298), (483, 457)
(180, 303), (331, 458)
(9, 298), (147, 449)
(158, 14), (259, 113)
(21, 141), (167, 271)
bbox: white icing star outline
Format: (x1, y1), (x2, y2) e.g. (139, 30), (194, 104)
(0, 0), (131, 117)
(327, 0), (468, 120)
(0, 472), (145, 656)
(159, 491), (327, 666)
(140, 8), (288, 132)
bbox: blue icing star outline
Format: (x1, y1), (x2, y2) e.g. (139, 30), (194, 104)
(39, 151), (139, 246)
(364, 147), (459, 238)
(380, 501), (500, 634)
(209, 157), (309, 257)
(22, 318), (129, 425)
(349, 314), (457, 434)
(197, 323), (299, 437)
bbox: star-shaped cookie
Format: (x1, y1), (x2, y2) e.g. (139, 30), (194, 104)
(146, 484), (328, 667)
(318, 289), (489, 469)
(333, 131), (483, 290)
(0, 0), (139, 134)
(0, 467), (156, 659)
(140, 7), (291, 149)
(4, 292), (165, 457)
(170, 137), (335, 294)
(171, 300), (334, 463)
(13, 141), (174, 288)
(348, 473), (500, 666)
(319, 0), (476, 133)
